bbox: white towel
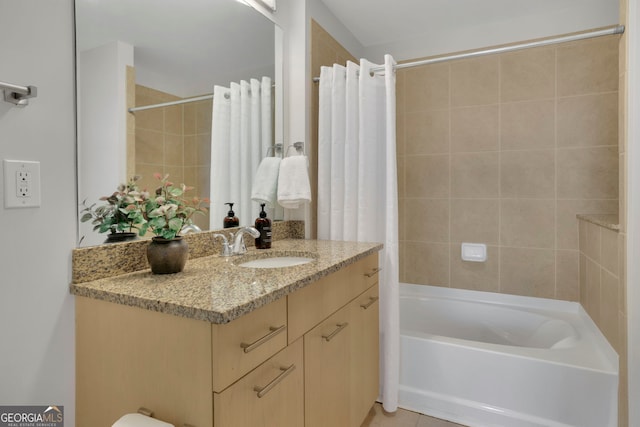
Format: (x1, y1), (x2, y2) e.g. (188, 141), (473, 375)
(277, 155), (311, 209)
(251, 157), (281, 207)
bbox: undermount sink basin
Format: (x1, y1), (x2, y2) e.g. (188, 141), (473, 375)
(237, 256), (315, 269)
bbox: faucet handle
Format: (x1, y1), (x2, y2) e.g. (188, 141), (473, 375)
(212, 233), (232, 257)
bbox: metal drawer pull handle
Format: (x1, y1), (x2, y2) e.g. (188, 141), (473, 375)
(322, 322), (349, 342)
(254, 364), (296, 398)
(364, 267), (381, 277)
(360, 296), (379, 310)
(241, 325), (286, 353)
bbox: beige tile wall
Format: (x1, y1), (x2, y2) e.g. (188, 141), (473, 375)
(133, 85), (211, 229)
(578, 218), (626, 426)
(397, 34), (620, 302)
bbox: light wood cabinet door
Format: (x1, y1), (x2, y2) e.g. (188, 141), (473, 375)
(75, 297), (213, 427)
(212, 297), (287, 392)
(214, 338), (304, 427)
(350, 285), (380, 426)
(304, 304), (351, 427)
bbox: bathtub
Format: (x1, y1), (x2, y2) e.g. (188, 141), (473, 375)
(398, 283), (618, 427)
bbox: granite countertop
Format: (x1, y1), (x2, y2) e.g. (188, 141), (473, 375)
(70, 239), (382, 324)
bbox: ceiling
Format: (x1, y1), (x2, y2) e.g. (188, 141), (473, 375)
(320, 0), (620, 60)
(75, 0), (619, 96)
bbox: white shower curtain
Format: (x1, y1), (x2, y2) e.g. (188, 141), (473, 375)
(210, 77), (272, 228)
(318, 55), (399, 412)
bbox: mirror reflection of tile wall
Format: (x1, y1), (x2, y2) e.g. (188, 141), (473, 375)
(128, 75), (211, 230)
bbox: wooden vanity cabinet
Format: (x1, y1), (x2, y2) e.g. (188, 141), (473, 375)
(290, 254), (380, 427)
(75, 253), (379, 427)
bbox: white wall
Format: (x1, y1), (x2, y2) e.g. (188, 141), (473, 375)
(0, 0), (76, 425)
(78, 41), (133, 247)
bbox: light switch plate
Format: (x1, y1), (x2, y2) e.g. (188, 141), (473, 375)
(3, 159), (41, 208)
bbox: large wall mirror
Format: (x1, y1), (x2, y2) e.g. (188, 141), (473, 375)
(75, 0), (282, 247)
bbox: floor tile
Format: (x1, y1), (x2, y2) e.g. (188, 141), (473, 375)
(361, 403), (467, 427)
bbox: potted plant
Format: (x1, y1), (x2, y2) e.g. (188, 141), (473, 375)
(80, 176), (148, 243)
(141, 173), (209, 274)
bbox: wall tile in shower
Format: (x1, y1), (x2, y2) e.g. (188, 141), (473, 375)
(499, 247), (555, 298)
(405, 110), (450, 154)
(405, 198), (450, 243)
(500, 99), (555, 150)
(404, 63), (450, 112)
(450, 244), (499, 292)
(555, 250), (580, 301)
(451, 105), (499, 152)
(557, 36), (619, 96)
(556, 146), (619, 199)
(451, 152), (499, 198)
(405, 154), (450, 198)
(500, 47), (555, 102)
(500, 149), (555, 198)
(450, 56), (499, 107)
(557, 93), (618, 148)
(500, 199), (555, 249)
(450, 199), (499, 245)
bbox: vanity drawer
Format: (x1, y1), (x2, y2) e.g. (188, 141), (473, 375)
(213, 338), (304, 427)
(212, 297), (287, 392)
(360, 252), (380, 290)
(287, 254), (378, 343)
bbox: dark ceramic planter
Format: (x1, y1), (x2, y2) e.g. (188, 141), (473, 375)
(146, 236), (189, 274)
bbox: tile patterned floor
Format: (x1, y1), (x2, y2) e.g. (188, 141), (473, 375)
(361, 403), (468, 427)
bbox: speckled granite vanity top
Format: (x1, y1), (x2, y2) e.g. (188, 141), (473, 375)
(70, 239), (382, 324)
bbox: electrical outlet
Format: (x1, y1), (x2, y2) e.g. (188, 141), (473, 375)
(3, 160), (41, 208)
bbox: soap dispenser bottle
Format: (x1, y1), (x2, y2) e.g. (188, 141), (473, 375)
(223, 203), (239, 228)
(254, 204), (272, 249)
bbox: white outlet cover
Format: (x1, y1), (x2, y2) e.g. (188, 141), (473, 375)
(3, 159), (41, 208)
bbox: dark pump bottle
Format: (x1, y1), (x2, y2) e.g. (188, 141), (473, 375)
(254, 204), (272, 249)
(223, 203), (239, 228)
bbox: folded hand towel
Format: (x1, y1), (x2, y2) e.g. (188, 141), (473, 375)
(251, 157), (281, 207)
(277, 155), (311, 209)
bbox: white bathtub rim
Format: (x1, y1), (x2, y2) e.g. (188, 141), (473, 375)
(401, 331), (616, 376)
(398, 385), (589, 427)
(401, 283), (580, 313)
(400, 283), (618, 372)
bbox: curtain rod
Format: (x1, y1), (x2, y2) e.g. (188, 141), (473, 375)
(128, 83), (277, 113)
(312, 25), (625, 83)
(128, 94), (217, 113)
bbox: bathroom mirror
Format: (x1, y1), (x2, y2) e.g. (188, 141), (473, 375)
(75, 0), (281, 247)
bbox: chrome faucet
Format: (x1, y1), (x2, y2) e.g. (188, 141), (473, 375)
(231, 226), (260, 255)
(212, 233), (232, 257)
(181, 224), (202, 234)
